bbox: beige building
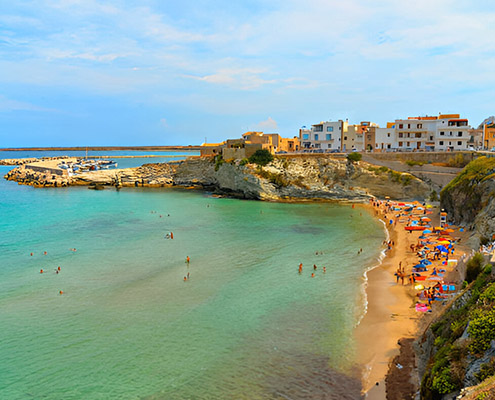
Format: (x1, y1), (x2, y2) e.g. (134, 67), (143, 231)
(200, 131), (298, 159)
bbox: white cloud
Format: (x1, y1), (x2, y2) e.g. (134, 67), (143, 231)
(251, 117), (278, 132)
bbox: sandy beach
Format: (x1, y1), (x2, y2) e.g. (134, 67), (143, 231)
(355, 202), (468, 399)
(355, 204), (419, 399)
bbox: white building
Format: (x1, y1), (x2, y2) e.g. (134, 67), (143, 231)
(299, 120), (345, 150)
(372, 126), (397, 152)
(434, 115), (470, 151)
(393, 114), (470, 151)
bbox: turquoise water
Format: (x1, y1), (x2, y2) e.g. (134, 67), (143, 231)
(0, 156), (385, 399)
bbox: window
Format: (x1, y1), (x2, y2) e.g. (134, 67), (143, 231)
(387, 144), (391, 149)
(387, 133), (390, 137)
(407, 133), (410, 138)
(457, 131), (463, 137)
(439, 141), (444, 145)
(418, 124), (422, 129)
(398, 142), (403, 147)
(398, 133), (403, 138)
(430, 136), (433, 140)
(339, 126), (341, 130)
(303, 134), (309, 140)
(344, 136), (347, 140)
(457, 141), (462, 146)
(415, 133), (421, 138)
(399, 124), (403, 129)
(327, 126), (333, 132)
(440, 131), (445, 136)
(407, 142), (410, 146)
(326, 134), (332, 141)
(449, 131), (453, 136)
(408, 124), (411, 129)
(314, 134), (319, 141)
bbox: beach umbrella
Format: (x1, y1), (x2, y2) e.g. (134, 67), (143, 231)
(419, 235), (427, 239)
(426, 205), (433, 208)
(436, 245), (448, 253)
(438, 240), (450, 245)
(444, 229), (455, 233)
(419, 259), (432, 265)
(437, 237), (450, 241)
(416, 207), (424, 210)
(423, 229), (432, 233)
(421, 217), (431, 221)
(427, 276), (443, 281)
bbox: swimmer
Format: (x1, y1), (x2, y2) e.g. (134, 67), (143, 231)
(313, 264), (317, 270)
(183, 276), (187, 282)
(311, 273), (315, 278)
(57, 266), (61, 271)
(298, 263), (303, 274)
(40, 269), (44, 274)
(170, 232), (174, 239)
(59, 290), (64, 295)
(323, 267), (326, 273)
(187, 272), (190, 279)
(30, 252), (33, 256)
(186, 256), (190, 264)
(43, 251), (47, 255)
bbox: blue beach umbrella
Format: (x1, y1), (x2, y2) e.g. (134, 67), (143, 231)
(419, 259), (432, 265)
(419, 235), (427, 239)
(423, 229), (432, 233)
(436, 245), (448, 253)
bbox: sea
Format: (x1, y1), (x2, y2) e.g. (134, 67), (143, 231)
(0, 150), (386, 400)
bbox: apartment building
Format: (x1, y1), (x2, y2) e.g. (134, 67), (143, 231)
(299, 120), (345, 150)
(392, 114), (470, 151)
(367, 124), (396, 152)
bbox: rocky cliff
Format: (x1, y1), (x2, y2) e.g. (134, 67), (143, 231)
(440, 156), (495, 242)
(172, 156), (430, 201)
(4, 155), (431, 201)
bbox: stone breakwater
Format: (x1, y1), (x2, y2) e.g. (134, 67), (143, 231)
(3, 156), (431, 201)
(0, 156), (69, 166)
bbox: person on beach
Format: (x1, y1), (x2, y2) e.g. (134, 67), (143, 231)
(313, 264), (317, 271)
(323, 267), (326, 273)
(186, 256), (190, 264)
(298, 263), (303, 274)
(311, 273), (315, 278)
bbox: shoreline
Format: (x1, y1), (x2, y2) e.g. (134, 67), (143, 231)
(356, 201), (471, 399)
(355, 203), (425, 399)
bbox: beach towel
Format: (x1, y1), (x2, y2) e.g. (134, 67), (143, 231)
(415, 303), (429, 312)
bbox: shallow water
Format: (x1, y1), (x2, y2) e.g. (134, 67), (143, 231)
(0, 153), (384, 399)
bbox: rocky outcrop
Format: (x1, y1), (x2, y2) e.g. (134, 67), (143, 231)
(4, 155), (430, 201)
(440, 156), (495, 242)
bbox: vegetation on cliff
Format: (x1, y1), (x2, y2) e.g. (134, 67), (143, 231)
(440, 156), (495, 234)
(420, 254), (495, 399)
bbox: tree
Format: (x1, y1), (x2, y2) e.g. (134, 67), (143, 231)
(248, 149), (274, 166)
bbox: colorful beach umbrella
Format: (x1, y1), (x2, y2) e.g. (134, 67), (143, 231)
(419, 259), (432, 265)
(421, 217), (431, 221)
(424, 229), (432, 233)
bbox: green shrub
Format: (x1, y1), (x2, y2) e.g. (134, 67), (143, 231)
(257, 169), (289, 187)
(214, 155), (225, 171)
(480, 283), (495, 303)
(430, 190), (439, 202)
(468, 309), (495, 354)
(347, 152), (362, 162)
(248, 149), (274, 166)
(406, 160), (425, 166)
(447, 153), (469, 168)
(431, 368), (457, 394)
(475, 358), (495, 383)
(239, 158), (249, 166)
(466, 253), (485, 283)
(484, 264), (493, 275)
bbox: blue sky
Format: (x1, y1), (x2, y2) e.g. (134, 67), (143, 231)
(1, 0), (494, 147)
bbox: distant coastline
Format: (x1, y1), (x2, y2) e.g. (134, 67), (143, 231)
(0, 145), (201, 151)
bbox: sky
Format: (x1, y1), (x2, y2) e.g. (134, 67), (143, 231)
(1, 0), (495, 147)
